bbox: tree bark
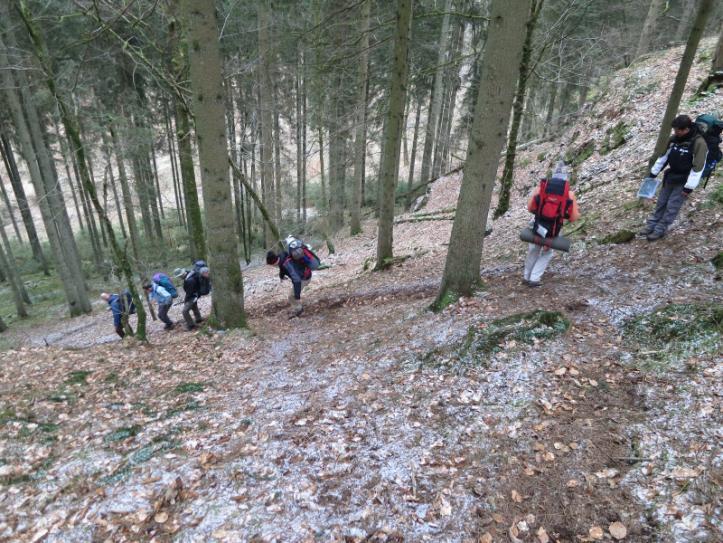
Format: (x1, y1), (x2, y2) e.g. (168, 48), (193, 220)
(0, 229), (27, 318)
(673, 0), (697, 43)
(350, 0), (371, 236)
(406, 95), (423, 207)
(109, 121), (141, 260)
(165, 101), (185, 228)
(101, 133), (127, 239)
(419, 0), (453, 187)
(495, 0), (545, 218)
(258, 0), (276, 247)
(636, 0), (666, 59)
(651, 0), (715, 163)
(0, 172), (23, 243)
(375, 0), (412, 269)
(435, 0), (531, 306)
(0, 134), (49, 273)
(0, 23), (89, 315)
(180, 0), (246, 329)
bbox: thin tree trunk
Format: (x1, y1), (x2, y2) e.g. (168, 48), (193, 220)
(273, 89), (283, 227)
(302, 60), (308, 224)
(435, 0), (531, 306)
(296, 50), (303, 223)
(495, 0), (545, 218)
(651, 0), (715, 163)
(181, 0), (245, 329)
(543, 81), (558, 137)
(56, 128), (85, 233)
(0, 170), (22, 243)
(319, 126), (327, 213)
(406, 95), (422, 207)
(350, 0), (371, 236)
(150, 147), (165, 221)
(102, 133), (127, 238)
(673, 0), (697, 43)
(165, 101), (185, 228)
(375, 0), (412, 269)
(419, 0), (453, 186)
(636, 0), (665, 59)
(258, 0), (276, 247)
(109, 121), (141, 260)
(0, 227), (27, 318)
(0, 134), (48, 273)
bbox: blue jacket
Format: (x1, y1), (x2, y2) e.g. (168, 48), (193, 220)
(149, 283), (172, 305)
(277, 250), (312, 300)
(107, 294), (124, 328)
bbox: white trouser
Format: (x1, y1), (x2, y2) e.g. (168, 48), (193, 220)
(523, 243), (554, 283)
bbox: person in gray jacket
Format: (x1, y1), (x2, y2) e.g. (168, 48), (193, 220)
(641, 115), (708, 241)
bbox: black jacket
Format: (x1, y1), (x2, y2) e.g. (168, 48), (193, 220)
(277, 250), (312, 299)
(183, 271), (211, 302)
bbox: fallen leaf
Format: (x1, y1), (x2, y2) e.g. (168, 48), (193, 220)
(670, 467), (699, 479)
(154, 511), (168, 524)
(511, 490), (523, 503)
(543, 451), (555, 462)
(509, 524), (523, 543)
(479, 533), (493, 543)
(439, 497), (452, 516)
(537, 526), (550, 543)
(554, 367), (567, 376)
(609, 521), (627, 539)
(589, 525), (604, 540)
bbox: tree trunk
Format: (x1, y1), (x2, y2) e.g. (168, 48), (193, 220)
(180, 0), (246, 329)
(109, 121), (141, 260)
(175, 103), (206, 260)
(101, 133), (127, 239)
(543, 81), (558, 137)
(375, 0), (412, 270)
(434, 0), (531, 307)
(296, 50), (303, 223)
(18, 2), (147, 337)
(0, 173), (22, 243)
(258, 0), (276, 247)
(150, 147), (165, 221)
(673, 0), (697, 43)
(636, 0), (666, 58)
(651, 0), (715, 163)
(165, 101), (185, 228)
(495, 0), (545, 219)
(350, 0), (371, 236)
(0, 134), (49, 273)
(0, 25), (90, 315)
(319, 126), (327, 213)
(406, 95), (422, 207)
(0, 230), (27, 318)
(273, 89), (283, 227)
(56, 129), (85, 233)
(419, 0), (453, 187)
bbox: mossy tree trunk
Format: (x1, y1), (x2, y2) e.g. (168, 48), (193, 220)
(651, 0), (715, 163)
(109, 121), (141, 261)
(495, 0), (545, 219)
(258, 0), (276, 247)
(635, 0), (665, 59)
(434, 0), (531, 307)
(375, 0), (412, 270)
(180, 0), (245, 329)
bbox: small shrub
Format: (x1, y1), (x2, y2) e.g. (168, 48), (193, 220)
(65, 370), (92, 385)
(564, 140), (595, 167)
(104, 425), (142, 443)
(600, 121), (629, 155)
(600, 229), (635, 244)
(712, 252), (723, 270)
(175, 382), (204, 394)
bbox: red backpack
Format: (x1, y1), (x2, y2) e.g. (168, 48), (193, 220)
(533, 176), (572, 238)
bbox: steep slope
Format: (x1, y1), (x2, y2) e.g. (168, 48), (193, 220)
(0, 43), (720, 542)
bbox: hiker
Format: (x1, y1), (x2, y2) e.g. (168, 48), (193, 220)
(523, 168), (580, 287)
(143, 281), (174, 330)
(640, 115), (708, 241)
(266, 237), (320, 317)
(100, 291), (135, 338)
(174, 266), (211, 330)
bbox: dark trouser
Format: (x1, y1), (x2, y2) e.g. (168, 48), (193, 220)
(182, 300), (202, 328)
(158, 302), (173, 326)
(647, 179), (686, 235)
(115, 325), (125, 338)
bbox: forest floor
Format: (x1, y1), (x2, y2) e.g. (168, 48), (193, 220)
(1, 44), (722, 543)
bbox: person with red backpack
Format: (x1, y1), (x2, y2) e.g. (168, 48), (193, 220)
(523, 167), (580, 287)
(266, 237), (320, 317)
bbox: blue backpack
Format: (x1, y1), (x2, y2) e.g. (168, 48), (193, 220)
(152, 272), (178, 298)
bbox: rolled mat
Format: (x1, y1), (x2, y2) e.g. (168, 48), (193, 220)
(519, 228), (571, 252)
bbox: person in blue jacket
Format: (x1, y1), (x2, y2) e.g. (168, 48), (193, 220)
(100, 291), (133, 338)
(266, 246), (314, 317)
(143, 281), (175, 330)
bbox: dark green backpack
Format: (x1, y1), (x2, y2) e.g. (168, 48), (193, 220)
(694, 114), (723, 185)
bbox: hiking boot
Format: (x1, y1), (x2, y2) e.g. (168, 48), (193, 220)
(638, 227), (653, 236)
(185, 323), (197, 331)
(195, 317), (206, 324)
(521, 279), (530, 285)
(646, 231), (665, 241)
(527, 281), (542, 288)
(164, 323), (175, 331)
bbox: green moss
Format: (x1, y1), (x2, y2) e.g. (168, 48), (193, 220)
(708, 180), (723, 206)
(464, 310), (570, 360)
(431, 289), (459, 313)
(600, 229), (635, 244)
(624, 303), (722, 371)
(600, 121), (629, 155)
(104, 425), (142, 443)
(537, 152), (547, 162)
(65, 370), (91, 385)
(564, 140), (595, 167)
(175, 382), (204, 394)
(712, 252), (723, 270)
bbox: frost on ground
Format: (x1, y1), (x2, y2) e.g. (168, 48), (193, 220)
(1, 42), (722, 542)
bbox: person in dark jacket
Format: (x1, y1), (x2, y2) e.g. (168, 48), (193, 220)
(174, 266), (211, 330)
(266, 248), (313, 316)
(641, 114), (708, 241)
(143, 282), (174, 330)
(100, 291), (133, 338)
